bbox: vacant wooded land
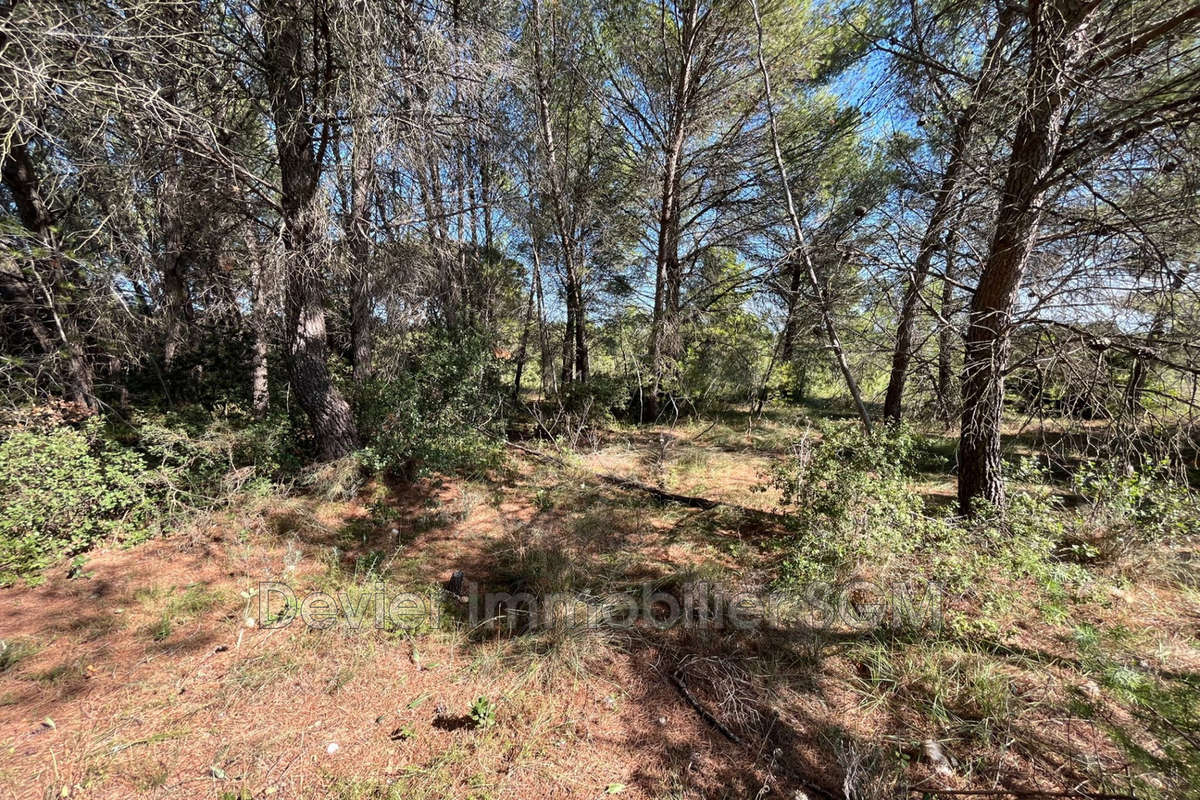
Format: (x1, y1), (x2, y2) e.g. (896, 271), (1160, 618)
(1, 1), (1198, 798)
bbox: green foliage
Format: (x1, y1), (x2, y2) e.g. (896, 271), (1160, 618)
(1074, 624), (1200, 799)
(677, 250), (773, 405)
(558, 374), (627, 423)
(469, 695), (496, 729)
(0, 418), (157, 584)
(1075, 458), (1200, 545)
(359, 329), (502, 478)
(0, 405), (297, 585)
(766, 423), (926, 582)
(129, 406), (301, 501)
(141, 583), (224, 641)
(0, 638), (38, 673)
(766, 428), (1096, 604)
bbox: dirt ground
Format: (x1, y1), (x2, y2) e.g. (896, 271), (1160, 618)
(2, 415), (1197, 799)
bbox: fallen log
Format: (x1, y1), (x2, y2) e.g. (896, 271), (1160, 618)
(503, 438), (761, 514)
(596, 473), (720, 509)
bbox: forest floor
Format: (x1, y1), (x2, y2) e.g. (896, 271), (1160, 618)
(1, 409), (1198, 799)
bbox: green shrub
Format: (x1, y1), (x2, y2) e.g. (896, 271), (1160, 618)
(468, 695), (496, 729)
(0, 418), (156, 584)
(1075, 458), (1199, 544)
(766, 423), (927, 582)
(130, 405), (305, 492)
(766, 428), (1085, 595)
(558, 374), (627, 424)
(0, 405), (298, 585)
(358, 329), (502, 478)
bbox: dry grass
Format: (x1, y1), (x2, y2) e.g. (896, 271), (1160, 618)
(0, 414), (1197, 798)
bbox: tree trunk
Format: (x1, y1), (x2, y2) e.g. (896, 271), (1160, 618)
(1125, 267), (1185, 415)
(647, 9), (694, 416)
(530, 0), (588, 388)
(248, 236), (271, 417)
(512, 262), (538, 403)
(572, 277), (589, 383)
(263, 0), (357, 461)
(560, 305), (575, 389)
(779, 256), (805, 364)
(936, 224), (960, 424)
(160, 186), (189, 370)
(958, 0), (1096, 514)
(1, 141), (97, 411)
(348, 130), (374, 384)
(883, 8), (1014, 423)
(535, 254), (552, 395)
(883, 147), (967, 423)
(750, 0), (871, 435)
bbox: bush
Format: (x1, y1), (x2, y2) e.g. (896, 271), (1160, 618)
(766, 427), (1084, 594)
(1076, 459), (1199, 544)
(0, 404), (299, 585)
(1059, 458), (1200, 573)
(0, 418), (157, 584)
(358, 329), (502, 478)
(766, 423), (927, 582)
(526, 375), (628, 446)
(130, 406), (304, 499)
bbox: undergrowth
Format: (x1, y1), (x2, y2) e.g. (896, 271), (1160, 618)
(0, 404), (296, 585)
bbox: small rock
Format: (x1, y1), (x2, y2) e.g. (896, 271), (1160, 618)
(657, 717), (667, 726)
(921, 739), (953, 778)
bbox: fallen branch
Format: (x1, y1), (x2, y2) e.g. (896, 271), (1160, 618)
(667, 669), (743, 745)
(502, 438), (777, 517)
(598, 473), (719, 509)
(666, 667), (841, 800)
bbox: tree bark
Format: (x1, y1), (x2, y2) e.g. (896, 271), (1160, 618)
(1, 141), (97, 411)
(348, 129), (374, 384)
(247, 235), (271, 417)
(159, 182), (190, 370)
(263, 0), (357, 461)
(883, 8), (1014, 423)
(779, 255), (805, 365)
(646, 0), (696, 417)
(958, 0), (1096, 514)
(936, 224), (960, 424)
